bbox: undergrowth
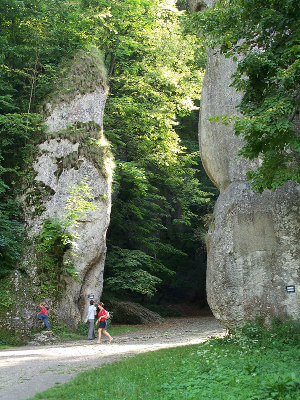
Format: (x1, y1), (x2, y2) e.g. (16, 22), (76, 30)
(0, 328), (32, 347)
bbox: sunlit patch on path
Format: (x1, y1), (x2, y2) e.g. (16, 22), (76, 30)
(0, 317), (225, 400)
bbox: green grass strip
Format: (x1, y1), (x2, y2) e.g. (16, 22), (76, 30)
(30, 321), (300, 400)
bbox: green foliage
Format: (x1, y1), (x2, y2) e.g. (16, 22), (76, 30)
(0, 202), (25, 277)
(105, 246), (173, 298)
(36, 217), (71, 299)
(0, 328), (31, 346)
(49, 320), (89, 340)
(0, 277), (16, 309)
(0, 113), (42, 192)
(228, 318), (300, 348)
(106, 324), (142, 336)
(64, 180), (98, 237)
(260, 376), (299, 400)
(35, 180), (98, 299)
(0, 113), (43, 275)
(0, 0), (88, 113)
(29, 320), (300, 400)
(192, 0), (300, 192)
(92, 0), (213, 301)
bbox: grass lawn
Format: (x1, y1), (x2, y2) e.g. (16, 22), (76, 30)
(29, 320), (300, 400)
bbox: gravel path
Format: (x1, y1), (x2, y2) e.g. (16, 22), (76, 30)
(0, 316), (225, 400)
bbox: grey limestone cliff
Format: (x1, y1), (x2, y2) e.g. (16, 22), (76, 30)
(4, 47), (114, 334)
(194, 0), (300, 329)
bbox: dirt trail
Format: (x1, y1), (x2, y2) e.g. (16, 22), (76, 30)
(0, 316), (225, 400)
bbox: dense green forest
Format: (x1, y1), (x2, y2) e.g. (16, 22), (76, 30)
(1, 0), (298, 310)
(0, 0), (216, 307)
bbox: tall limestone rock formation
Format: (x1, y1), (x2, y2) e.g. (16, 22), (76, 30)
(192, 1), (299, 329)
(2, 47), (114, 334)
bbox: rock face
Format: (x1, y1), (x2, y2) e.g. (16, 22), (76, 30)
(27, 330), (57, 346)
(9, 47), (114, 333)
(195, 0), (300, 328)
(199, 49), (258, 189)
(207, 181), (299, 329)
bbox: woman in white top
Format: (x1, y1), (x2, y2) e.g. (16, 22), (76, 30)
(86, 300), (97, 340)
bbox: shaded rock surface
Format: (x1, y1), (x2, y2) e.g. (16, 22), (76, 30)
(107, 301), (164, 325)
(199, 49), (258, 190)
(196, 0), (300, 328)
(206, 181), (299, 329)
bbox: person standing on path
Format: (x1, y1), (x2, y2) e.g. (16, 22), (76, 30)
(86, 299), (97, 340)
(37, 303), (50, 330)
(95, 302), (113, 344)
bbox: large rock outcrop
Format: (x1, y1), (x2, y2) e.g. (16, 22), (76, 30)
(193, 0), (299, 329)
(3, 47), (114, 334)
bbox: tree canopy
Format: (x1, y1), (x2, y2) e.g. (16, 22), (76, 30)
(89, 0), (214, 301)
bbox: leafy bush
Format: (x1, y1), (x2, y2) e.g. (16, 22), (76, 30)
(260, 375), (300, 400)
(0, 328), (31, 346)
(227, 318), (300, 348)
(104, 246), (175, 298)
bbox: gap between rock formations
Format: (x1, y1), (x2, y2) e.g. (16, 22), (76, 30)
(0, 316), (225, 400)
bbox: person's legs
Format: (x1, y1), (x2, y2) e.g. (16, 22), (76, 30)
(38, 313), (50, 329)
(43, 315), (50, 330)
(102, 329), (113, 343)
(96, 328), (102, 343)
(88, 319), (95, 339)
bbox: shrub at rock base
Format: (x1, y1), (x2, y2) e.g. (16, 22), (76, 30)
(106, 301), (164, 325)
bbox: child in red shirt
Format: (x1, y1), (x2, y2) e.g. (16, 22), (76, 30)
(38, 303), (50, 330)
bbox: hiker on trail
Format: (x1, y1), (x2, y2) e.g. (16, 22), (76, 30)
(95, 302), (113, 344)
(86, 299), (97, 340)
(37, 303), (50, 330)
